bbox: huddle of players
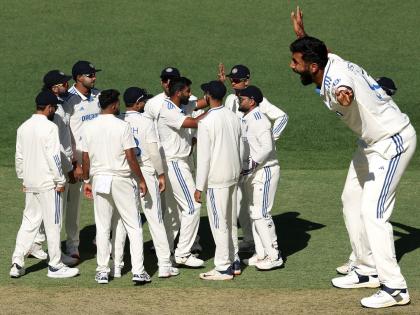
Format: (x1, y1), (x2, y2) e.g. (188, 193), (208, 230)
(10, 60), (290, 283)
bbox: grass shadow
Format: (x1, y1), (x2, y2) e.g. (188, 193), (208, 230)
(392, 221), (420, 262)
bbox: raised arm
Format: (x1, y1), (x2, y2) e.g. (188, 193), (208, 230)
(291, 6), (307, 38)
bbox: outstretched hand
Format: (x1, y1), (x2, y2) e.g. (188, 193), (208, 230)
(291, 6), (306, 38)
(217, 63), (226, 82)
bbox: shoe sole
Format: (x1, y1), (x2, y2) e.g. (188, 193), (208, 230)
(10, 273), (24, 278)
(255, 263), (284, 271)
(28, 254), (48, 260)
(199, 275), (233, 280)
(331, 281), (380, 289)
(361, 299), (410, 308)
(175, 262), (204, 268)
(96, 280), (109, 284)
(133, 280), (151, 285)
(48, 272), (80, 279)
(158, 272), (180, 278)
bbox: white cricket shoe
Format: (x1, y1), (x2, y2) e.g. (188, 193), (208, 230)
(95, 271), (109, 284)
(132, 272), (151, 284)
(110, 265), (122, 278)
(332, 270), (380, 289)
(361, 287), (410, 308)
(175, 254), (204, 268)
(239, 240), (255, 253)
(10, 263), (25, 278)
(199, 268), (233, 281)
(158, 266), (180, 278)
(28, 243), (48, 260)
(243, 254), (265, 266)
(255, 256), (284, 270)
(336, 259), (355, 275)
(61, 253), (79, 267)
(48, 264), (80, 278)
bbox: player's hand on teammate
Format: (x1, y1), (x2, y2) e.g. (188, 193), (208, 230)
(158, 174), (166, 193)
(67, 170), (77, 184)
(56, 185), (65, 193)
(217, 63), (226, 82)
(83, 183), (93, 199)
(291, 6), (306, 38)
(335, 87), (354, 106)
(138, 179), (148, 198)
(73, 164), (83, 181)
(194, 190), (202, 203)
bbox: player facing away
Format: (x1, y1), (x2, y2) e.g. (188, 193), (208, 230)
(61, 60), (101, 260)
(11, 90), (80, 279)
(237, 86), (284, 271)
(112, 86), (180, 278)
(81, 89), (150, 285)
(157, 77), (207, 267)
(194, 81), (242, 280)
(289, 7), (416, 309)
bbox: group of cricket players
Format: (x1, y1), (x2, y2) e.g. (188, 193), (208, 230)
(9, 7), (417, 309)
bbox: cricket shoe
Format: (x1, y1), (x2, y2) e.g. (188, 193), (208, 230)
(256, 256), (284, 271)
(336, 259), (355, 275)
(28, 243), (48, 260)
(332, 270), (380, 289)
(199, 268), (233, 281)
(243, 254), (265, 266)
(175, 254), (204, 268)
(95, 271), (109, 284)
(158, 266), (180, 278)
(10, 263), (25, 278)
(361, 286), (410, 308)
(110, 265), (122, 278)
(232, 260), (241, 275)
(48, 264), (80, 278)
(61, 253), (79, 267)
(238, 240), (255, 253)
(132, 272), (151, 285)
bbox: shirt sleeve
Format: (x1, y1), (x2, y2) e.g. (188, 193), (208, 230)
(44, 125), (66, 187)
(259, 98), (289, 140)
(162, 105), (186, 130)
(122, 123), (136, 150)
(195, 121), (211, 191)
(143, 116), (158, 144)
(248, 120), (273, 164)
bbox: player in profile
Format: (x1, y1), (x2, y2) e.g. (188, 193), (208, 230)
(289, 7), (416, 308)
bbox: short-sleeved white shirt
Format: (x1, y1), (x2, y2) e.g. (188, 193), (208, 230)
(320, 53), (410, 144)
(81, 114), (136, 177)
(157, 99), (191, 161)
(121, 110), (158, 169)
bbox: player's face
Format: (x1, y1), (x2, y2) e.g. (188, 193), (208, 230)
(112, 100), (121, 115)
(52, 81), (69, 96)
(290, 52), (313, 86)
(229, 77), (248, 90)
(238, 96), (252, 113)
(47, 104), (57, 121)
(79, 73), (97, 89)
(180, 86), (191, 105)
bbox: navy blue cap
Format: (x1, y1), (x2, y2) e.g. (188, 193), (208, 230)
(200, 80), (227, 100)
(35, 90), (63, 106)
(72, 60), (101, 79)
(226, 64), (250, 79)
(376, 77), (397, 96)
(43, 70), (72, 88)
(238, 85), (263, 104)
(160, 67), (181, 79)
(123, 87), (153, 105)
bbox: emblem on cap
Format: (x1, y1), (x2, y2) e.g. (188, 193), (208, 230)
(89, 63), (94, 68)
(232, 68), (238, 74)
(166, 67), (173, 73)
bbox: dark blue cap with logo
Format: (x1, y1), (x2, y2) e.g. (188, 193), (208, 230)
(123, 87), (153, 105)
(238, 85), (263, 104)
(226, 64), (250, 79)
(160, 67), (181, 79)
(35, 90), (63, 106)
(72, 60), (102, 79)
(43, 70), (72, 88)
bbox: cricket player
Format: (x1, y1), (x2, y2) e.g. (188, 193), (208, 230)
(112, 86), (179, 278)
(237, 85), (284, 271)
(194, 80), (242, 280)
(61, 60), (101, 259)
(215, 64), (289, 253)
(11, 90), (80, 279)
(157, 77), (206, 267)
(289, 7), (416, 308)
(81, 89), (150, 285)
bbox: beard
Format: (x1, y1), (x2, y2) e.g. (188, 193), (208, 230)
(47, 113), (55, 121)
(299, 70), (314, 86)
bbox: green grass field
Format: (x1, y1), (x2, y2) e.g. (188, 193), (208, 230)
(1, 0), (419, 313)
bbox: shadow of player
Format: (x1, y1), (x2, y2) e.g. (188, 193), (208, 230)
(391, 221), (420, 262)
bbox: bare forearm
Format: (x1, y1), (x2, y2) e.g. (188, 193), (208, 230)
(82, 151), (90, 180)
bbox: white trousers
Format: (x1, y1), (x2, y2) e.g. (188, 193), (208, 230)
(341, 126), (416, 289)
(65, 181), (82, 251)
(164, 159), (201, 257)
(207, 185), (239, 271)
(245, 165), (280, 260)
(93, 176), (144, 274)
(12, 188), (63, 268)
(237, 178), (254, 244)
(112, 166), (172, 268)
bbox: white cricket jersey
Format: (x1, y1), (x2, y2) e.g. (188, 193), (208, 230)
(81, 114), (136, 177)
(157, 99), (191, 161)
(121, 110), (158, 169)
(62, 85), (101, 160)
(320, 53), (411, 145)
(53, 103), (73, 174)
(241, 107), (278, 170)
(196, 106), (242, 191)
(15, 114), (66, 192)
(225, 93), (288, 140)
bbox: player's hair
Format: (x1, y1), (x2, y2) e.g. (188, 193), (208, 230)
(99, 89), (120, 109)
(36, 104), (48, 110)
(168, 77), (192, 97)
(289, 36), (328, 69)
